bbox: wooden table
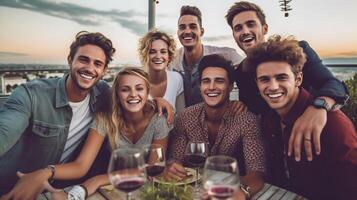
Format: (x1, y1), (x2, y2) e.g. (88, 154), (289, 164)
(38, 183), (308, 200)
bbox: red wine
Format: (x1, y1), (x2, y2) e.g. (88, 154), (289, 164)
(208, 185), (235, 199)
(186, 154), (206, 166)
(112, 177), (145, 193)
(146, 165), (165, 177)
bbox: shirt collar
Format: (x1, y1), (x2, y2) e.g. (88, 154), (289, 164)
(55, 73), (102, 110)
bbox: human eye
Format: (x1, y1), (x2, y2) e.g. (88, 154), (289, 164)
(189, 24), (198, 30)
(234, 25), (242, 32)
(258, 77), (269, 83)
(78, 56), (89, 63)
(161, 49), (168, 54)
(247, 21), (256, 28)
(149, 49), (156, 54)
(178, 25), (185, 30)
(95, 61), (104, 68)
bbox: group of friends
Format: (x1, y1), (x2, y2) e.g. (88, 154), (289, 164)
(0, 1), (356, 200)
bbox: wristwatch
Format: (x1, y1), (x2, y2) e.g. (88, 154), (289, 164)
(240, 184), (252, 199)
(312, 97), (331, 112)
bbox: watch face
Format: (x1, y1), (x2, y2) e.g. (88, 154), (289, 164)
(313, 98), (330, 111)
(314, 98), (325, 106)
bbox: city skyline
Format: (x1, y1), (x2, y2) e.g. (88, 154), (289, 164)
(0, 0), (357, 65)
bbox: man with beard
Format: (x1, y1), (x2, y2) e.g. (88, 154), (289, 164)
(225, 1), (349, 162)
(166, 54), (266, 199)
(0, 31), (174, 199)
(0, 31), (114, 198)
(170, 5), (243, 107)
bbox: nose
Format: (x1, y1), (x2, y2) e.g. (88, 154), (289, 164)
(129, 88), (137, 97)
(241, 25), (250, 34)
(209, 81), (215, 90)
(269, 79), (279, 90)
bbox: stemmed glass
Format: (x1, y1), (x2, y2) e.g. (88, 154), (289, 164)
(184, 141), (209, 198)
(202, 155), (240, 200)
(108, 148), (146, 200)
(142, 144), (166, 185)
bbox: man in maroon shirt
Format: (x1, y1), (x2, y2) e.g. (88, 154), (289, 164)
(246, 35), (357, 200)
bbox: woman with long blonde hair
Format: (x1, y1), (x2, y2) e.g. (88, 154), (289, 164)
(48, 67), (172, 199)
(138, 29), (185, 113)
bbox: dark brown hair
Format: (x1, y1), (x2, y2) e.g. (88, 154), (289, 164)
(198, 54), (234, 84)
(68, 31), (116, 67)
(179, 5), (203, 27)
(225, 1), (266, 29)
(246, 35), (306, 77)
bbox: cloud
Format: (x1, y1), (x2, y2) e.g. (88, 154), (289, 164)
(203, 35), (232, 42)
(0, 51), (29, 57)
(0, 0), (152, 35)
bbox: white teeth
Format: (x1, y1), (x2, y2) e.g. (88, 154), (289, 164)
(242, 35), (254, 42)
(128, 100), (140, 104)
(267, 93), (283, 98)
(183, 37), (193, 40)
(207, 93), (219, 97)
(80, 73), (94, 80)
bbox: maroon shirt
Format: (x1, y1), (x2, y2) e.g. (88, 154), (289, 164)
(262, 88), (357, 200)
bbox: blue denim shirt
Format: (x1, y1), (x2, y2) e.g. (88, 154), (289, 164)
(0, 74), (110, 194)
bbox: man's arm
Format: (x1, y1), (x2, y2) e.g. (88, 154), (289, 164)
(241, 112), (266, 197)
(0, 85), (32, 156)
(164, 115), (188, 181)
(288, 41), (349, 161)
(2, 129), (105, 200)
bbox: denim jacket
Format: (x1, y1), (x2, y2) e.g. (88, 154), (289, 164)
(0, 74), (110, 194)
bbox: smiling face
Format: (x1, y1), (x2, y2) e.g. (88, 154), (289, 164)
(200, 67), (232, 109)
(177, 15), (204, 50)
(117, 74), (149, 114)
(231, 11), (268, 53)
(68, 44), (107, 91)
(256, 61), (302, 116)
(148, 39), (170, 72)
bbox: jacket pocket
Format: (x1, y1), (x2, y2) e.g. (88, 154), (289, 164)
(32, 121), (62, 137)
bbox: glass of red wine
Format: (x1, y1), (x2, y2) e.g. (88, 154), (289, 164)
(142, 144), (165, 185)
(202, 155), (239, 200)
(108, 148), (146, 200)
(184, 141), (209, 198)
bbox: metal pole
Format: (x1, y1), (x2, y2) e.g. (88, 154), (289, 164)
(148, 0), (156, 30)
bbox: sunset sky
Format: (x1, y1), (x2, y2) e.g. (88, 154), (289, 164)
(0, 0), (356, 65)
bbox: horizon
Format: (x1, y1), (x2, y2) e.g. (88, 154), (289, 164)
(1, 0), (357, 64)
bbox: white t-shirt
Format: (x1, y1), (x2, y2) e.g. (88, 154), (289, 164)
(60, 94), (93, 163)
(164, 70), (184, 112)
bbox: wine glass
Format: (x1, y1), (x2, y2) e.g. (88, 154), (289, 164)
(202, 155), (240, 200)
(184, 141), (209, 198)
(142, 144), (165, 185)
(108, 148), (146, 200)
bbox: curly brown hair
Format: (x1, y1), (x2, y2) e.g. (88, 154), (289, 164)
(138, 29), (176, 70)
(67, 31), (115, 67)
(246, 35), (306, 77)
(225, 1), (266, 29)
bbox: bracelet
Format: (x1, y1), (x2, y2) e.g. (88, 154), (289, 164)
(79, 184), (88, 199)
(68, 185), (86, 200)
(45, 165), (55, 183)
(240, 184), (252, 200)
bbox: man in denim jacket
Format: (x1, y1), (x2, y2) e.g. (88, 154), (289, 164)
(0, 31), (115, 197)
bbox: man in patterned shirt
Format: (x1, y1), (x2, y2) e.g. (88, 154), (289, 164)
(166, 54), (266, 199)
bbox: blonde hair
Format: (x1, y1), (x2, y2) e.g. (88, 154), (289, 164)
(96, 67), (155, 150)
(138, 29), (176, 70)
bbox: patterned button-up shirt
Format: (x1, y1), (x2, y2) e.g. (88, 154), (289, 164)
(168, 103), (266, 174)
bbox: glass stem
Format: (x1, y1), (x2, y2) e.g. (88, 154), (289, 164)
(127, 192), (131, 200)
(195, 167), (199, 191)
